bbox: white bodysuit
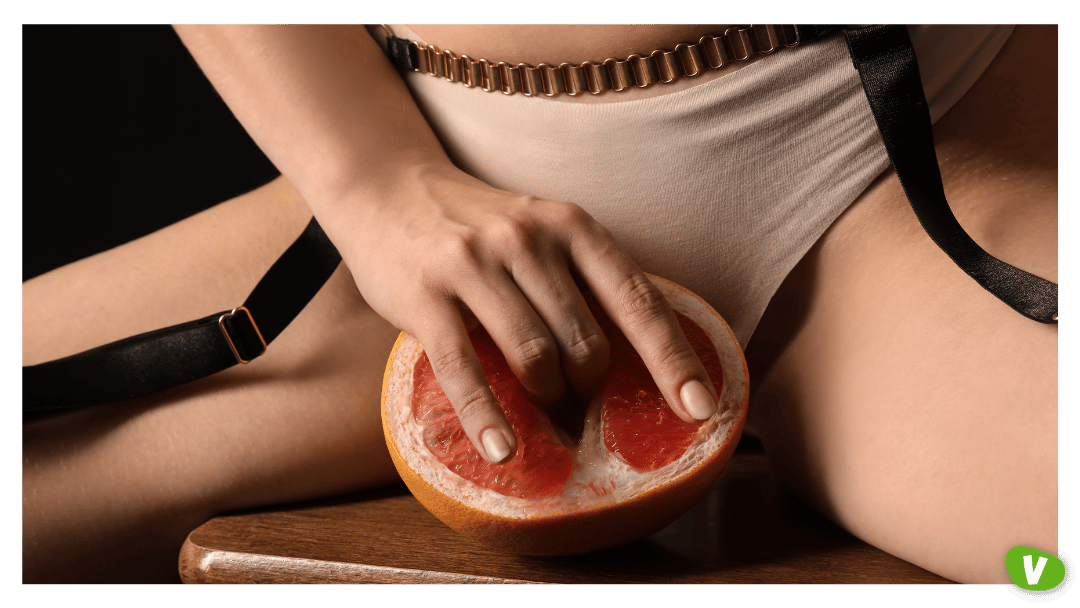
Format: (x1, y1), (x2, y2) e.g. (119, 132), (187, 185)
(388, 25), (1014, 346)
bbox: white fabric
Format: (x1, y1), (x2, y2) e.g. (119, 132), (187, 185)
(391, 25), (1014, 347)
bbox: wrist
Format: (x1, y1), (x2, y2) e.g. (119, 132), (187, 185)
(311, 144), (453, 212)
(304, 149), (469, 266)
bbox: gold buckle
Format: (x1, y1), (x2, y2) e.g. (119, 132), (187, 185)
(219, 306), (266, 364)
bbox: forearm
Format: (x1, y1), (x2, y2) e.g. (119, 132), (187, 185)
(174, 24), (720, 466)
(172, 25), (450, 229)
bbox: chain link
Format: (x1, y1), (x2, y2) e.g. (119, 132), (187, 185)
(402, 25), (798, 98)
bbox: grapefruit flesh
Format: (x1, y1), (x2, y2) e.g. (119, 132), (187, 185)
(410, 300), (725, 497)
(412, 337), (574, 500)
(601, 311), (723, 472)
(383, 274), (749, 555)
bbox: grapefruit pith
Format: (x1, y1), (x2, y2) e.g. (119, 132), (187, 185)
(381, 274), (749, 555)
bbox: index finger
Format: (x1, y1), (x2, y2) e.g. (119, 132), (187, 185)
(570, 229), (717, 423)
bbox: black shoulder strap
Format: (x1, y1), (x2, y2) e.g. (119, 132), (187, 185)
(803, 24), (1057, 324)
(22, 216), (342, 420)
(22, 26), (1057, 420)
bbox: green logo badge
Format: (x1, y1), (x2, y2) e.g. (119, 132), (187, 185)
(1002, 546), (1071, 604)
(1006, 546), (1066, 591)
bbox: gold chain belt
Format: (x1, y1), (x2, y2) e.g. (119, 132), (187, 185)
(379, 25), (800, 98)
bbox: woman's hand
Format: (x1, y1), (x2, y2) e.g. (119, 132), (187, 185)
(172, 25), (718, 463)
(327, 162), (719, 463)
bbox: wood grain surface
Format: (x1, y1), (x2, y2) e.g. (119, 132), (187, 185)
(179, 440), (951, 584)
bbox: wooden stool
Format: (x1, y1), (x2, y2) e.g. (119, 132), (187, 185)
(179, 439), (949, 583)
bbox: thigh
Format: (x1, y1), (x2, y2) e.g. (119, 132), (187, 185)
(745, 25), (1057, 584)
(23, 177), (402, 582)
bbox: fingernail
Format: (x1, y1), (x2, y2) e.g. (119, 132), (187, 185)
(481, 428), (512, 463)
(680, 380), (716, 421)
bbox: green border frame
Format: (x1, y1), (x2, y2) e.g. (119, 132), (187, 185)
(8, 1), (1071, 608)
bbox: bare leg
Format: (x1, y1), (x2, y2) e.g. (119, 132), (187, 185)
(23, 177), (401, 582)
(746, 25), (1057, 583)
(23, 26), (1057, 584)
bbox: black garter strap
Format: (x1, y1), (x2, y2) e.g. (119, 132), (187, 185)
(798, 24), (1058, 324)
(21, 25), (1057, 421)
(22, 216), (341, 419)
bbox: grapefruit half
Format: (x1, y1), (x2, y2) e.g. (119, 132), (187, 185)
(381, 274), (749, 555)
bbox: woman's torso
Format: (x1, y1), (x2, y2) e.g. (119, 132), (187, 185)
(380, 24), (1014, 346)
(407, 25), (730, 65)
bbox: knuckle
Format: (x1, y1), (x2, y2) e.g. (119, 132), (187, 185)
(427, 345), (474, 380)
(564, 330), (608, 367)
(489, 213), (536, 254)
(652, 335), (697, 373)
(552, 201), (595, 233)
(552, 200), (586, 222)
(617, 274), (670, 326)
(438, 229), (483, 267)
(513, 334), (558, 377)
(454, 388), (496, 425)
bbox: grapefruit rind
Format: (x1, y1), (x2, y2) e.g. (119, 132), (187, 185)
(381, 274), (749, 554)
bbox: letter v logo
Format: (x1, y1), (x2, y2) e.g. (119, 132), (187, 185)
(1023, 554), (1047, 585)
(1006, 546), (1067, 591)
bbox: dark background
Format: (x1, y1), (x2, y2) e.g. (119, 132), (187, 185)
(23, 25), (281, 281)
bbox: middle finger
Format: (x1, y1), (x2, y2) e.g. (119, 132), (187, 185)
(459, 271), (567, 405)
